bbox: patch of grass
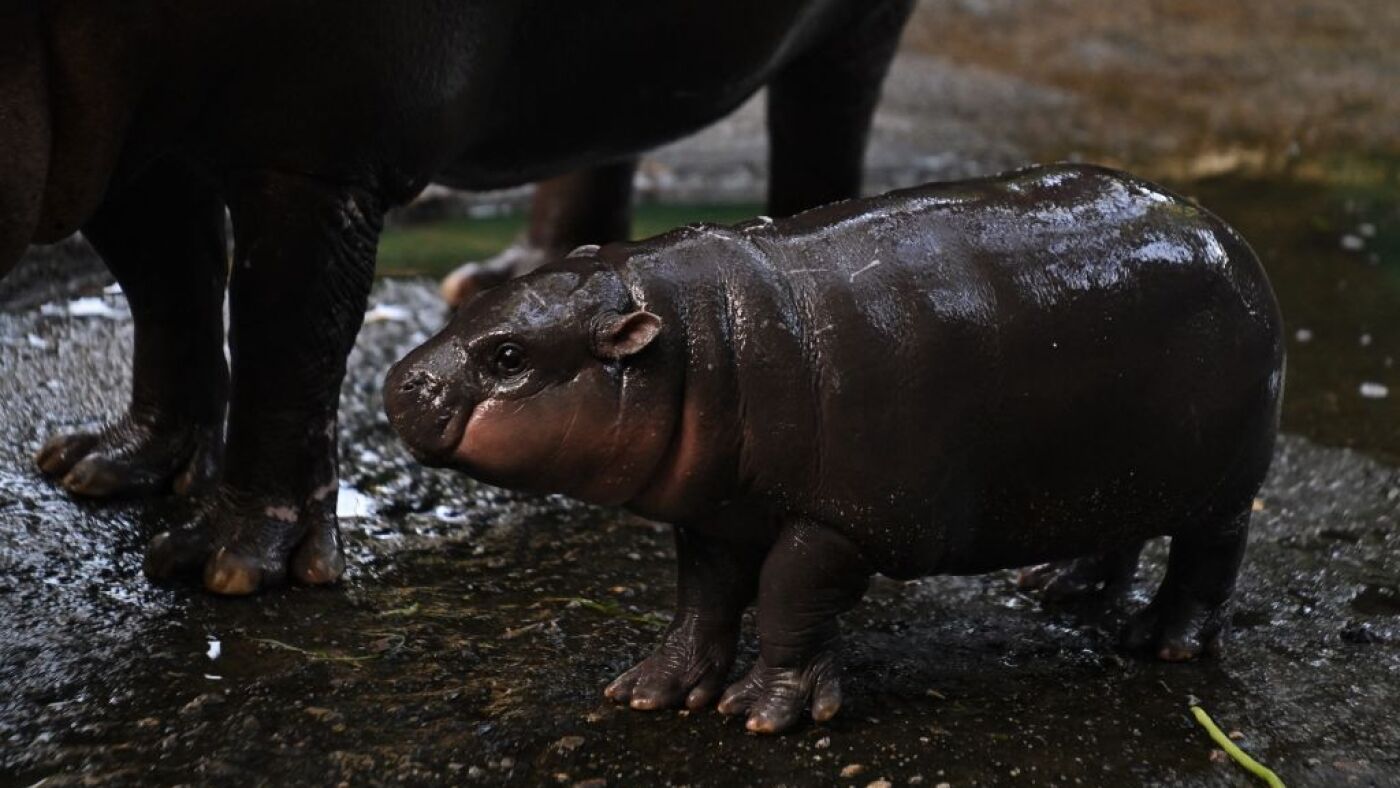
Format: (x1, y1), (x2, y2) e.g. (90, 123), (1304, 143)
(377, 202), (763, 278)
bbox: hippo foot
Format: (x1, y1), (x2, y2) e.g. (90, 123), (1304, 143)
(717, 652), (842, 734)
(142, 487), (344, 595)
(1018, 559), (1122, 603)
(1121, 597), (1225, 661)
(1018, 543), (1144, 605)
(440, 242), (553, 307)
(604, 618), (738, 711)
(35, 415), (223, 498)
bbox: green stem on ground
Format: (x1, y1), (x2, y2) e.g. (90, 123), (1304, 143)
(1190, 705), (1285, 788)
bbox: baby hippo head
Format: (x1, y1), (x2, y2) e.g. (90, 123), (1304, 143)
(383, 257), (676, 505)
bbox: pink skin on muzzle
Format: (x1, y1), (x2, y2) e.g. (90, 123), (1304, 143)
(453, 367), (673, 507)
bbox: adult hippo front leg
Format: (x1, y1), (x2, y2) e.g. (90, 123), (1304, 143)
(718, 520), (871, 734)
(145, 170), (381, 594)
(36, 161), (229, 497)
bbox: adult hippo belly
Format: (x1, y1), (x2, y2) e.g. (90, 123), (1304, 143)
(0, 0), (915, 595)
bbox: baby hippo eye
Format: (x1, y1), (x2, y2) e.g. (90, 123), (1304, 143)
(492, 342), (526, 375)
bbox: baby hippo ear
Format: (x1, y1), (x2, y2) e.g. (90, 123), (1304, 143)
(593, 310), (663, 361)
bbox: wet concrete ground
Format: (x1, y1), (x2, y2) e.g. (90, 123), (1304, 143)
(2, 250), (1398, 786)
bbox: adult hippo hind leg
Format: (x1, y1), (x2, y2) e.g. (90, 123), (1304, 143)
(1122, 508), (1252, 661)
(605, 525), (766, 712)
(144, 170), (381, 594)
(718, 520), (871, 734)
(35, 162), (230, 498)
(439, 159), (636, 307)
(1017, 542), (1147, 603)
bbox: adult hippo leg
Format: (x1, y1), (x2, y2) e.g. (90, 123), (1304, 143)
(1123, 509), (1251, 661)
(764, 0), (914, 217)
(718, 520), (871, 734)
(439, 159), (636, 307)
(605, 525), (766, 712)
(145, 170), (381, 595)
(1017, 542), (1146, 603)
(35, 161), (228, 497)
(0, 2), (49, 279)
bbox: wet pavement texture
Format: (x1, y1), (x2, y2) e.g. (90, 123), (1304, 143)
(2, 253), (1398, 787)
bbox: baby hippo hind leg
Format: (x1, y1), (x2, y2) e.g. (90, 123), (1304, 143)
(1018, 542), (1146, 603)
(1123, 509), (1251, 661)
(35, 161), (228, 498)
(606, 526), (765, 712)
(718, 520), (871, 734)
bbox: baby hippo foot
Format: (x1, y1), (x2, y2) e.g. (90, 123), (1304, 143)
(35, 414), (223, 498)
(440, 242), (554, 307)
(717, 652), (843, 734)
(1017, 558), (1119, 602)
(604, 618), (738, 711)
(1121, 596), (1226, 662)
(143, 487), (345, 595)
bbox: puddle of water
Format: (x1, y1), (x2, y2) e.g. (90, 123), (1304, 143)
(1177, 158), (1400, 463)
(1351, 584), (1400, 616)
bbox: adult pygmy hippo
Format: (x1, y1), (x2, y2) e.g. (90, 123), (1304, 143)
(1, 0), (914, 594)
(384, 164), (1284, 733)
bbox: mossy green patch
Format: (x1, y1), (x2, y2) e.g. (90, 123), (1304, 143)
(376, 202), (762, 278)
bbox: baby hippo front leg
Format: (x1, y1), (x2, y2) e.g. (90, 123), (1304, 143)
(718, 520), (871, 734)
(606, 527), (765, 711)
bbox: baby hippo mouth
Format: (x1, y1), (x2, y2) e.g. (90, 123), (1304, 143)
(382, 360), (474, 467)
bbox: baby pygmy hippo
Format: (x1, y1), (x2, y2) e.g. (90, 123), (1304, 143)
(383, 164), (1283, 734)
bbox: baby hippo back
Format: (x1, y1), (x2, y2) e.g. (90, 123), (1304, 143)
(618, 164), (1283, 577)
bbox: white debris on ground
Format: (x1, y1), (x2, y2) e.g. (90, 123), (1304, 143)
(0, 333), (50, 349)
(433, 505), (470, 525)
(1358, 381), (1389, 399)
(39, 296), (130, 320)
(364, 304), (413, 324)
(1294, 328), (1313, 343)
(336, 484), (379, 519)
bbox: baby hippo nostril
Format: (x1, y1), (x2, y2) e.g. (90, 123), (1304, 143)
(382, 358), (471, 465)
(397, 368), (431, 394)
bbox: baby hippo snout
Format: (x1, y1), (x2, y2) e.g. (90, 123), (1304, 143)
(383, 337), (472, 464)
